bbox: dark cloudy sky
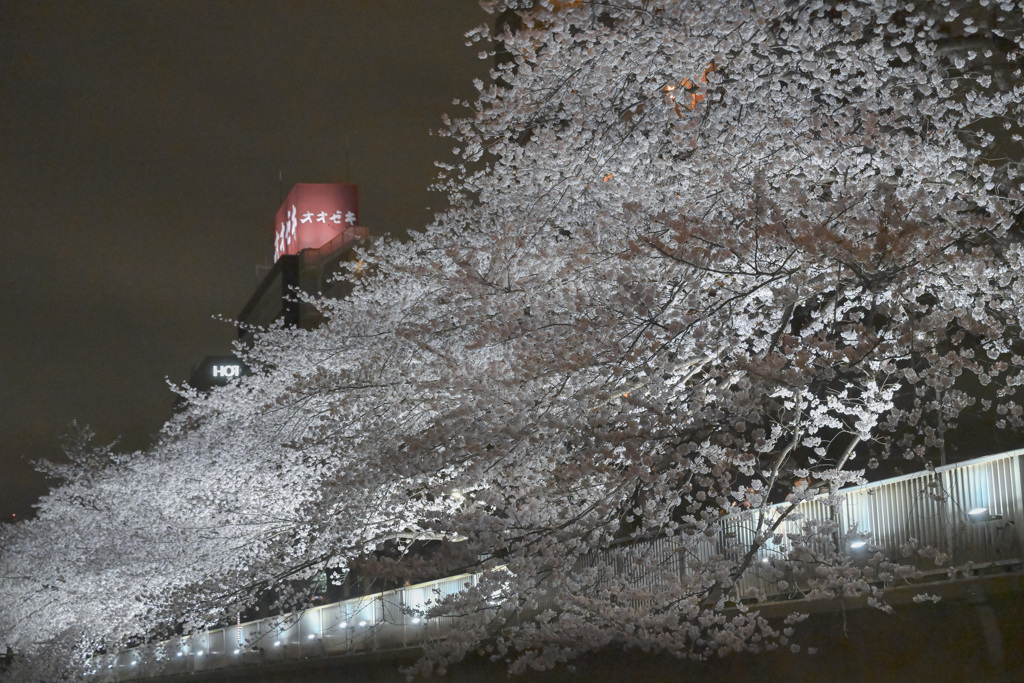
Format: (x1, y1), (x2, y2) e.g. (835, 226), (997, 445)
(0, 0), (492, 518)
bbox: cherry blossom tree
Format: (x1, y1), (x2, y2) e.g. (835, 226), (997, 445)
(3, 0), (1024, 678)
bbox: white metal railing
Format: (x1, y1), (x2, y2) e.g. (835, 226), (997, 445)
(85, 449), (1024, 681)
(580, 449), (1024, 603)
(84, 572), (478, 681)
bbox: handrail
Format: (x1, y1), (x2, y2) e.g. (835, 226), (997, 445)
(86, 449), (1024, 681)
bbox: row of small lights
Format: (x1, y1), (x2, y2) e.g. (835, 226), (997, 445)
(759, 506), (1001, 559)
(157, 615), (429, 660)
(104, 501), (997, 670)
(845, 505), (1000, 552)
(272, 619), (367, 647)
(96, 613), (427, 672)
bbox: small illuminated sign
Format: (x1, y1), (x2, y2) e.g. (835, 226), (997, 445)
(273, 184), (359, 261)
(188, 356), (250, 392)
(212, 364), (242, 379)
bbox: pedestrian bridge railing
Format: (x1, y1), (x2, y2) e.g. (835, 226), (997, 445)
(86, 449), (1024, 681)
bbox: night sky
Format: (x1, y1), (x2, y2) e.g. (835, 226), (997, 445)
(0, 1), (492, 519)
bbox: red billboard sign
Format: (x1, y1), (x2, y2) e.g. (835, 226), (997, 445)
(274, 183), (359, 262)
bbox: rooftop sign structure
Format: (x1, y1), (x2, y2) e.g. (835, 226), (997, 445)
(274, 183), (359, 262)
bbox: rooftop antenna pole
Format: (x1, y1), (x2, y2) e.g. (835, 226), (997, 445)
(345, 134), (351, 183)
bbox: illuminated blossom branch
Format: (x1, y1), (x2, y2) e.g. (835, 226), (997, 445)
(2, 0), (1024, 678)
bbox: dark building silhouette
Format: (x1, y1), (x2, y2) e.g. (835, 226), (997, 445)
(237, 183), (369, 344)
(182, 183), (369, 397)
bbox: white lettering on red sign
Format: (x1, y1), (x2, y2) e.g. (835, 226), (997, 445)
(273, 205), (299, 262)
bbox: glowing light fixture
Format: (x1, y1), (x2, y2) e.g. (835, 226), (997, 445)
(967, 507), (1001, 522)
(849, 540), (868, 549)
